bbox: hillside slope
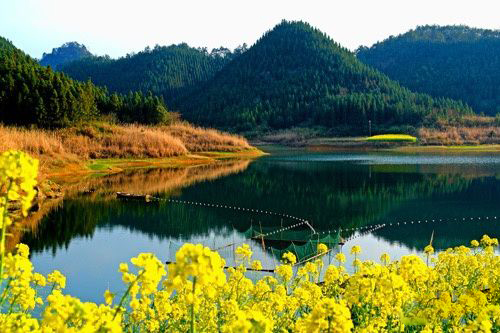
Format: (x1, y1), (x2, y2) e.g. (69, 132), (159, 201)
(0, 37), (171, 127)
(60, 44), (238, 104)
(177, 21), (471, 133)
(357, 25), (500, 116)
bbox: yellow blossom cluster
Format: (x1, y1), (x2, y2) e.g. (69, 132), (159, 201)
(0, 150), (38, 219)
(12, 233), (500, 333)
(0, 239), (499, 332)
(0, 151), (499, 332)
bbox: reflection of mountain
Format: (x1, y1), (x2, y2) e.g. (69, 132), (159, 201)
(21, 156), (500, 256)
(175, 161), (474, 230)
(63, 159), (252, 198)
(372, 177), (500, 250)
(16, 160), (251, 253)
(373, 218), (500, 252)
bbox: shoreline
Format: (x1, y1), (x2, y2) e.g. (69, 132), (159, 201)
(253, 137), (500, 154)
(46, 148), (266, 184)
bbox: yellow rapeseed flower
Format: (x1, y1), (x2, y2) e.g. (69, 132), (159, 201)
(282, 252), (297, 265)
(235, 244), (253, 263)
(335, 252), (346, 263)
(317, 243), (328, 254)
(350, 245), (361, 255)
(251, 260), (263, 271)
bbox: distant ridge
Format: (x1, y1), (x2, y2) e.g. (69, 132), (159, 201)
(357, 25), (500, 116)
(40, 42), (93, 70)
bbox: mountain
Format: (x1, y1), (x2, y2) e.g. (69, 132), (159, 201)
(357, 25), (500, 116)
(176, 21), (472, 132)
(0, 37), (170, 128)
(0, 36), (16, 52)
(60, 44), (244, 104)
(40, 42), (93, 70)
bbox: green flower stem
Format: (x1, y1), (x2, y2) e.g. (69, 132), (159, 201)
(190, 277), (197, 333)
(0, 180), (13, 286)
(113, 270), (145, 320)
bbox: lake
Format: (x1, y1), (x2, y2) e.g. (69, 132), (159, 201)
(22, 147), (500, 303)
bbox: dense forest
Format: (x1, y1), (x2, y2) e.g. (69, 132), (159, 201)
(176, 21), (472, 132)
(357, 25), (500, 116)
(0, 36), (172, 128)
(60, 44), (247, 103)
(39, 42), (93, 70)
(4, 22), (491, 132)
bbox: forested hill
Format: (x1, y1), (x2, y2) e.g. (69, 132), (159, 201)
(176, 21), (472, 132)
(60, 44), (244, 103)
(357, 25), (500, 116)
(0, 37), (16, 52)
(40, 42), (93, 70)
(0, 37), (172, 128)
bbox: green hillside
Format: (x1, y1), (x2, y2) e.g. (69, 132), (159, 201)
(0, 37), (171, 127)
(357, 25), (500, 116)
(60, 44), (240, 104)
(177, 21), (472, 132)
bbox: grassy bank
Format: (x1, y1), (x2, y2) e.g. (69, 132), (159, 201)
(418, 126), (500, 145)
(252, 125), (499, 151)
(0, 122), (263, 178)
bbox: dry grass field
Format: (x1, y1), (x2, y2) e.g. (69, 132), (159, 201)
(0, 122), (254, 174)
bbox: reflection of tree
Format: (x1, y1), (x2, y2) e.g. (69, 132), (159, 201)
(373, 218), (500, 251)
(18, 160), (252, 254)
(372, 177), (500, 250)
(62, 159), (252, 199)
(21, 159), (499, 257)
(6, 198), (64, 252)
(176, 162), (473, 231)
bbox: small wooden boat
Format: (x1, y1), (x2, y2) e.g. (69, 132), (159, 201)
(116, 192), (153, 202)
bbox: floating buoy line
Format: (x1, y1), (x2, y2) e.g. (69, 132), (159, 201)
(116, 191), (498, 251)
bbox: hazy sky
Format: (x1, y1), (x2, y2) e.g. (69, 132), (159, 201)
(1, 0), (499, 59)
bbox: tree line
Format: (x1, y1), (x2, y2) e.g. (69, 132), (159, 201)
(0, 36), (172, 128)
(60, 43), (247, 106)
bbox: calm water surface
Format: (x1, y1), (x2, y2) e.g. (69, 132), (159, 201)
(23, 147), (500, 302)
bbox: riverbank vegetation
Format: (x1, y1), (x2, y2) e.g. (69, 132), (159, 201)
(418, 126), (500, 145)
(252, 114), (500, 147)
(0, 122), (254, 177)
(0, 151), (499, 332)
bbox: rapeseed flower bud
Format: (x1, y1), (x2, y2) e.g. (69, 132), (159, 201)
(424, 245), (434, 255)
(380, 253), (390, 265)
(104, 290), (114, 305)
(282, 252), (297, 265)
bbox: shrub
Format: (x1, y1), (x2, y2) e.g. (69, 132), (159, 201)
(364, 134), (418, 143)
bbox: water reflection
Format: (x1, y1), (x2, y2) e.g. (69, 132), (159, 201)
(20, 150), (500, 302)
